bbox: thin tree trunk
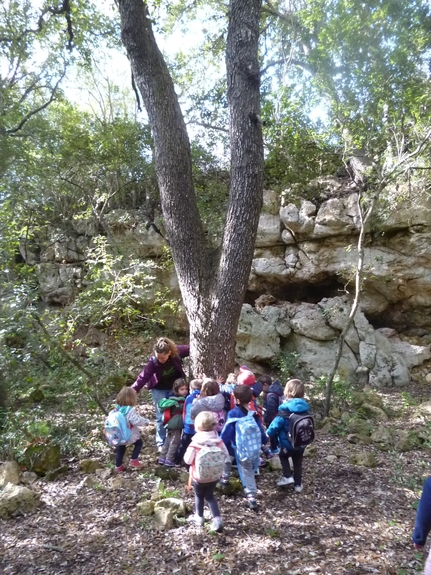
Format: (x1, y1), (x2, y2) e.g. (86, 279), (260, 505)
(324, 129), (431, 415)
(324, 192), (377, 416)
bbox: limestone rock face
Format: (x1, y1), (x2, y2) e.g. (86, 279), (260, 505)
(236, 296), (431, 387)
(22, 175), (431, 387)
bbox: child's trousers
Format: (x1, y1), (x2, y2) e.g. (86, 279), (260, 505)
(223, 456), (257, 496)
(160, 429), (182, 461)
(279, 447), (304, 486)
(193, 480), (220, 518)
(175, 432), (194, 464)
(116, 438), (143, 467)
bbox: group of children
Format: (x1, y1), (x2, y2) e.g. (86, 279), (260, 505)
(111, 365), (313, 533)
(110, 366), (431, 564)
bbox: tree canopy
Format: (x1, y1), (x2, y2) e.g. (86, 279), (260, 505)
(1, 0), (431, 379)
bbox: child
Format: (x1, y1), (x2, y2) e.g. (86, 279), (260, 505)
(158, 378), (188, 466)
(190, 378), (226, 432)
(229, 367), (260, 414)
(220, 385), (269, 510)
(262, 375), (284, 453)
(412, 476), (431, 574)
(267, 379), (311, 492)
(174, 379), (203, 465)
(184, 411), (229, 532)
(115, 386), (150, 473)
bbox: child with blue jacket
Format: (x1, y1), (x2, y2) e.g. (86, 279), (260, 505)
(220, 385), (269, 510)
(267, 379), (311, 493)
(174, 379), (202, 465)
(412, 476), (431, 575)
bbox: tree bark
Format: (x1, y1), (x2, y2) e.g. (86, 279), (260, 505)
(117, 0), (263, 376)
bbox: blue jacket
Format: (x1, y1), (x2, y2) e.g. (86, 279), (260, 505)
(413, 477), (431, 547)
(267, 398), (310, 451)
(264, 380), (284, 426)
(183, 389), (200, 434)
(221, 405), (268, 457)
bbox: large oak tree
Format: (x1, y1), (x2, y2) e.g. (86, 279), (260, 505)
(117, 0), (264, 376)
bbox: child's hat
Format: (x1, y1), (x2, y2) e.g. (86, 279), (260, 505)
(237, 366), (256, 386)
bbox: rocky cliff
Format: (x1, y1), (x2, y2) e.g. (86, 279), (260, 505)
(23, 177), (431, 386)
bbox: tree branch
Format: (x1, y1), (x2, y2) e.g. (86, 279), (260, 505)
(7, 68), (67, 135)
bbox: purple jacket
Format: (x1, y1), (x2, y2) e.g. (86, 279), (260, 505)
(132, 345), (190, 392)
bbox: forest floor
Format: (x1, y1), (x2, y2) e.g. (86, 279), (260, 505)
(1, 339), (431, 575)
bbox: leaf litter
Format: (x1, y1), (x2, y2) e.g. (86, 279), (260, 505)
(0, 387), (429, 575)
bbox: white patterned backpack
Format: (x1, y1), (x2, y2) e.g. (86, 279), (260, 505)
(193, 442), (227, 482)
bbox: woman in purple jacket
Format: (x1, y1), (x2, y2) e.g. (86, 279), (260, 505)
(132, 337), (189, 448)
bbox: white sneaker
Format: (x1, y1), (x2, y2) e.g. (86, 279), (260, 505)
(294, 484), (303, 493)
(277, 476), (294, 487)
(187, 514), (204, 526)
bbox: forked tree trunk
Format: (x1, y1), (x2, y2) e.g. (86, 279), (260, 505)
(117, 0), (263, 376)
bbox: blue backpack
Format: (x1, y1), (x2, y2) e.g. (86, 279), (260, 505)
(227, 411), (261, 463)
(104, 407), (131, 447)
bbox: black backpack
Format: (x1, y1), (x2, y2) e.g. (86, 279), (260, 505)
(278, 409), (315, 450)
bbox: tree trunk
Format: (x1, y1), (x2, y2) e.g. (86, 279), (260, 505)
(117, 0), (263, 377)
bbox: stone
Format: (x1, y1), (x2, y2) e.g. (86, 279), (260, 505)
(95, 468), (112, 480)
(395, 431), (422, 453)
(107, 476), (129, 490)
(319, 417), (338, 433)
(235, 304), (280, 362)
(216, 477), (243, 495)
(45, 465), (69, 482)
(80, 459), (104, 474)
(268, 455), (282, 470)
(345, 418), (372, 437)
(349, 452), (377, 468)
(256, 213), (282, 247)
(154, 466), (179, 481)
(0, 483), (41, 518)
(415, 401), (431, 416)
(0, 461), (20, 488)
(371, 426), (395, 450)
(137, 500), (155, 516)
(347, 434), (372, 445)
(154, 507), (173, 530)
(359, 403), (389, 421)
(325, 455), (338, 463)
(154, 497), (186, 517)
(21, 471), (38, 485)
(179, 470), (190, 484)
(426, 374), (431, 384)
(24, 444), (61, 477)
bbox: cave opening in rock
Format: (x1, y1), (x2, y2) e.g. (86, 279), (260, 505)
(245, 276), (345, 306)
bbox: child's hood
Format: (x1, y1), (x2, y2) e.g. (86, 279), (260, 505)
(116, 405), (132, 416)
(268, 380), (284, 397)
(198, 392), (225, 412)
(280, 398), (310, 413)
(190, 430), (222, 448)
